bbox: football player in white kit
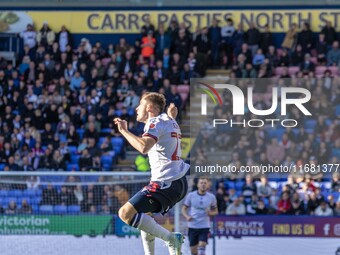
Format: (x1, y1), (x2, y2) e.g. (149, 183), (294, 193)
(182, 177), (218, 255)
(115, 92), (190, 255)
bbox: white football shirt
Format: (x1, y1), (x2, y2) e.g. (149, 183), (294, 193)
(142, 113), (190, 182)
(183, 191), (217, 229)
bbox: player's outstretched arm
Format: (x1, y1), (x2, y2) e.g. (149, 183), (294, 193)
(167, 103), (178, 119)
(114, 118), (156, 154)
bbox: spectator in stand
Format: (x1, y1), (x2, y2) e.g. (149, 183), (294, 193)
(266, 138), (285, 165)
(36, 22), (55, 49)
(300, 53), (315, 74)
(290, 192), (305, 215)
(41, 184), (59, 205)
(226, 197), (246, 215)
(242, 174), (257, 199)
(306, 192), (320, 215)
(155, 24), (171, 59)
(57, 25), (73, 52)
(321, 20), (337, 47)
(193, 27), (210, 75)
(260, 24), (273, 55)
(257, 176), (271, 199)
(315, 33), (328, 65)
(327, 41), (340, 66)
(277, 191), (292, 215)
(5, 201), (18, 214)
(141, 31), (156, 59)
(247, 22), (261, 57)
(315, 200), (333, 216)
(141, 16), (155, 37)
(208, 18), (221, 67)
(19, 24), (37, 52)
(79, 148), (92, 171)
(255, 200), (268, 215)
(221, 18), (235, 67)
(282, 23), (298, 53)
(298, 22), (313, 54)
(18, 199), (33, 214)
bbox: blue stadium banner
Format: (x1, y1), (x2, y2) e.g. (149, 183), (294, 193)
(215, 216), (340, 238)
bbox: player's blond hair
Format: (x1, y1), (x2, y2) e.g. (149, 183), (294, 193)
(141, 92), (166, 113)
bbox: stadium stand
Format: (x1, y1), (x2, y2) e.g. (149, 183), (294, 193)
(0, 13), (339, 218)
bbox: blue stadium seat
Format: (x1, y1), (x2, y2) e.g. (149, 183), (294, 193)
(111, 137), (124, 153)
(23, 189), (36, 198)
(336, 105), (340, 116)
(32, 205), (39, 213)
(115, 110), (122, 116)
(268, 129), (285, 141)
(70, 154), (81, 164)
(67, 164), (80, 171)
(68, 205), (81, 214)
(39, 205), (54, 214)
(235, 181), (245, 191)
(101, 155), (113, 165)
(68, 146), (78, 155)
(98, 137), (106, 146)
(31, 197), (41, 205)
(0, 164), (5, 171)
(128, 108), (135, 116)
(54, 205), (67, 214)
(304, 119), (317, 130)
(100, 128), (112, 135)
(77, 129), (85, 140)
(0, 190), (8, 197)
(8, 190), (22, 198)
(36, 189), (42, 197)
(224, 181), (235, 190)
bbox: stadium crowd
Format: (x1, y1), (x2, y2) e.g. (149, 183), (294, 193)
(0, 17), (339, 215)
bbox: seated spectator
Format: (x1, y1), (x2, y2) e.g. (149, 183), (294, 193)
(255, 200), (268, 215)
(300, 53), (315, 74)
(291, 44), (304, 66)
(228, 188), (238, 202)
(332, 173), (340, 192)
(252, 48), (265, 68)
(242, 174), (257, 199)
(277, 191), (291, 215)
(226, 197), (246, 215)
(306, 192), (320, 215)
(334, 202), (340, 216)
(277, 49), (290, 67)
(315, 200), (333, 216)
(51, 150), (66, 171)
(327, 41), (340, 66)
(328, 195), (336, 210)
(5, 201), (18, 214)
(257, 176), (271, 199)
(79, 149), (92, 171)
(315, 33), (327, 64)
(290, 192), (305, 215)
(58, 186), (77, 206)
(41, 184), (59, 205)
(18, 199), (33, 214)
(38, 147), (53, 169)
(246, 194), (258, 214)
